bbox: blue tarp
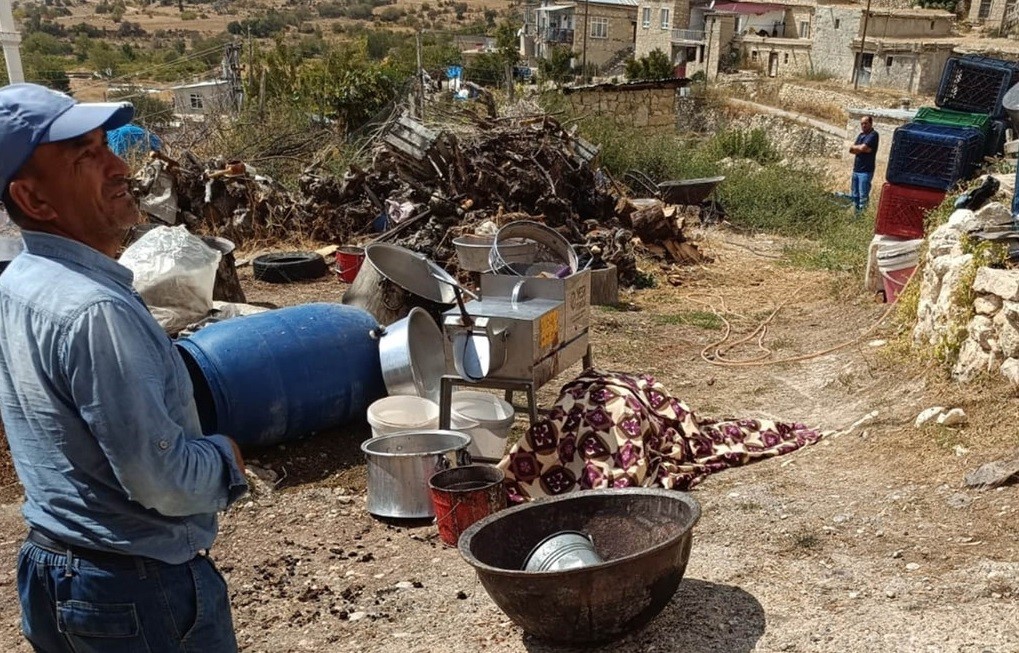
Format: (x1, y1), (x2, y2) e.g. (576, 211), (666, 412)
(106, 124), (162, 157)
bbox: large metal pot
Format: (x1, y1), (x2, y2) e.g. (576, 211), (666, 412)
(342, 243), (457, 326)
(361, 430), (472, 519)
(372, 307), (445, 403)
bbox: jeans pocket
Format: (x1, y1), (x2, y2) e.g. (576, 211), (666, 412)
(57, 599), (149, 652)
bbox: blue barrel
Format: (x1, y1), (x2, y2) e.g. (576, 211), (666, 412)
(175, 303), (386, 447)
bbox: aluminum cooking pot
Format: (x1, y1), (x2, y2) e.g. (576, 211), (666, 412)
(372, 307), (445, 403)
(361, 430), (472, 519)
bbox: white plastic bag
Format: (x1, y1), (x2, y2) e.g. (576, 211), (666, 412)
(119, 226), (220, 334)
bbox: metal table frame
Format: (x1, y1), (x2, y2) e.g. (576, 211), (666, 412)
(438, 346), (593, 429)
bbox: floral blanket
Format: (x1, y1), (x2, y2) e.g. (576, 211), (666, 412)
(498, 369), (823, 503)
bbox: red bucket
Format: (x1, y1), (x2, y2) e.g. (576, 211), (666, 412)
(428, 465), (507, 547)
(335, 246), (366, 283)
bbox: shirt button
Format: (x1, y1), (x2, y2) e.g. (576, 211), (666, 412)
(158, 440), (170, 450)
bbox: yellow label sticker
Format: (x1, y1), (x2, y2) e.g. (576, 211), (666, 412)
(540, 310), (560, 349)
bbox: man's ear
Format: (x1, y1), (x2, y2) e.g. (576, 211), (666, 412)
(7, 178), (58, 224)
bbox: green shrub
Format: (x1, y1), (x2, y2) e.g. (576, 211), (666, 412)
(706, 128), (780, 164)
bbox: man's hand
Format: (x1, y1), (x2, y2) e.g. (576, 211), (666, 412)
(226, 437), (245, 475)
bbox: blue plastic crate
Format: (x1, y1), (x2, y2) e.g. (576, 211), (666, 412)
(886, 122), (985, 191)
(937, 55), (1019, 118)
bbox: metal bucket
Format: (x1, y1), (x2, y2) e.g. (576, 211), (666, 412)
(488, 221), (579, 278)
(453, 235), (537, 273)
(361, 430), (472, 519)
(523, 531), (603, 572)
(428, 465), (507, 547)
(372, 307), (445, 403)
(342, 243), (457, 326)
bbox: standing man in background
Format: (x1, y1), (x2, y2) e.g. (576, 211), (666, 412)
(0, 82), (247, 652)
(849, 115), (879, 214)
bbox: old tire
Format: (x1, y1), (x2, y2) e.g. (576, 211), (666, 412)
(252, 252), (328, 284)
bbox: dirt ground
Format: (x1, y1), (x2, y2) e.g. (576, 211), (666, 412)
(0, 228), (1017, 652)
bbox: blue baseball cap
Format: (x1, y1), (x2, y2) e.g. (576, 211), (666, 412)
(0, 83), (135, 192)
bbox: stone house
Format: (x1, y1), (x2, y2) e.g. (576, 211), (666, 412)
(635, 0), (813, 78)
(966, 0), (1019, 36)
(171, 79), (237, 117)
(527, 0), (639, 72)
(812, 3), (957, 94)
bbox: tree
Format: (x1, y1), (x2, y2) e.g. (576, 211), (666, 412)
(625, 48), (674, 81)
(538, 45), (574, 87)
(108, 87), (174, 129)
(247, 38), (403, 134)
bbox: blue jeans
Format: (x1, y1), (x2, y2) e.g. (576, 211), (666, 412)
(851, 172), (873, 213)
(17, 541), (238, 653)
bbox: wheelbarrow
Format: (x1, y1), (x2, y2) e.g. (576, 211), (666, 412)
(623, 170), (725, 205)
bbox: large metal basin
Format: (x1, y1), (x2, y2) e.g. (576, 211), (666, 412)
(458, 488), (700, 645)
(361, 430), (472, 519)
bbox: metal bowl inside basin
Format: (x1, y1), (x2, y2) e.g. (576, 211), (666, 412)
(458, 488), (700, 645)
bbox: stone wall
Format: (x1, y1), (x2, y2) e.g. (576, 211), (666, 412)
(575, 3), (638, 69)
(565, 83), (680, 130)
(913, 199), (1019, 383)
(862, 46), (954, 95)
(778, 83), (861, 113)
(635, 0), (673, 59)
(674, 96), (845, 158)
(740, 40), (813, 77)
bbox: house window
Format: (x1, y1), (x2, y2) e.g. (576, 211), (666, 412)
(189, 93), (203, 110)
(642, 6), (651, 28)
(784, 52), (789, 63)
(979, 0), (992, 18)
(660, 7), (670, 29)
(834, 18), (840, 29)
(751, 50), (759, 62)
(799, 20), (810, 38)
(930, 20), (935, 29)
(886, 55), (893, 67)
(590, 17), (608, 38)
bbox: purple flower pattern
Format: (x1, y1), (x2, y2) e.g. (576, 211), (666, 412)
(498, 370), (823, 503)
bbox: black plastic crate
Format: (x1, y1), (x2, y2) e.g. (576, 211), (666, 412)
(937, 55), (1019, 118)
(886, 122), (985, 191)
(986, 119), (1007, 157)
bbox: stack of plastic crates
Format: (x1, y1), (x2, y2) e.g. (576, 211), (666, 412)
(914, 106), (991, 132)
(937, 55), (1019, 119)
(886, 122), (985, 191)
(874, 182), (945, 239)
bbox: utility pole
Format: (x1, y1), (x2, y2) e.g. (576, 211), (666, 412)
(581, 0), (591, 83)
(415, 31), (424, 120)
(853, 0), (872, 90)
(0, 0), (25, 84)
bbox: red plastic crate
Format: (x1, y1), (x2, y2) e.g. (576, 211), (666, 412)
(875, 182), (946, 238)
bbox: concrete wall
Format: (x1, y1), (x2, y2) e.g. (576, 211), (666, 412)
(811, 5), (859, 80)
(564, 84), (678, 130)
(864, 13), (953, 38)
(862, 46), (954, 94)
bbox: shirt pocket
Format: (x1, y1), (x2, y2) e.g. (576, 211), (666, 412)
(57, 599), (140, 639)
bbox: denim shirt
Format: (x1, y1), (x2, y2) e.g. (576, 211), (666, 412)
(0, 232), (247, 564)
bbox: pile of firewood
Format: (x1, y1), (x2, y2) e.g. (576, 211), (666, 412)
(138, 108), (710, 286)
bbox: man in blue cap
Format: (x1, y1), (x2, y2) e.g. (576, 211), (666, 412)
(0, 83), (247, 652)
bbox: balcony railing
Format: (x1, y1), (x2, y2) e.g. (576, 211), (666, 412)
(543, 27), (575, 44)
(671, 28), (705, 43)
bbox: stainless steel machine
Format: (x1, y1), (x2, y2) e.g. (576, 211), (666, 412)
(438, 269), (593, 428)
